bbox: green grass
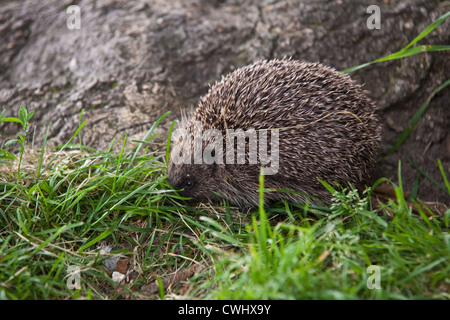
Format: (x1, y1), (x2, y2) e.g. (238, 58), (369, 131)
(1, 106), (448, 300)
(0, 12), (449, 300)
(207, 167), (449, 299)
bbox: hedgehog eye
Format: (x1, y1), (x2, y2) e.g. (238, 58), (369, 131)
(185, 179), (194, 189)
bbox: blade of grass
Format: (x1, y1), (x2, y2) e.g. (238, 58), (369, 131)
(437, 159), (450, 195)
(341, 12), (450, 73)
(36, 125), (49, 182)
(395, 161), (408, 210)
(383, 79), (450, 158)
(403, 11), (450, 49)
(78, 108), (85, 155)
(406, 157), (449, 195)
(342, 45), (450, 73)
(165, 120), (177, 167)
(39, 120), (88, 176)
(157, 277), (165, 300)
(127, 111), (171, 169)
(399, 257), (447, 285)
(78, 228), (113, 253)
(30, 222), (84, 254)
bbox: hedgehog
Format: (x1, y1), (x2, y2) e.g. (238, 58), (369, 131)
(167, 58), (381, 209)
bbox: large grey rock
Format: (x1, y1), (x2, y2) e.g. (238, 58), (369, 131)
(0, 0), (449, 203)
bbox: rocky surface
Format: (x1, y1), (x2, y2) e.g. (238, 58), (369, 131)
(0, 0), (449, 203)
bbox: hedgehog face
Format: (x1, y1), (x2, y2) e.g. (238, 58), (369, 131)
(167, 163), (222, 204)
